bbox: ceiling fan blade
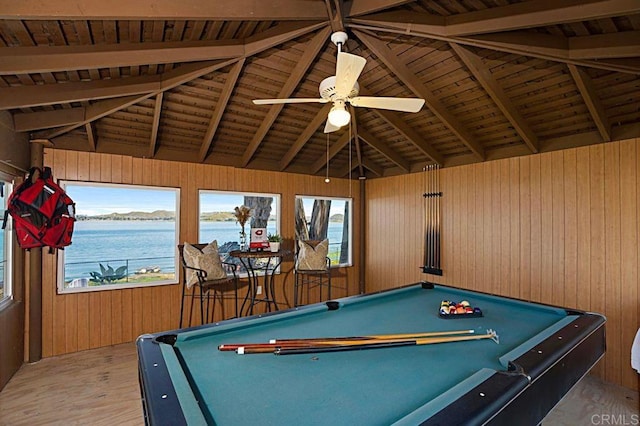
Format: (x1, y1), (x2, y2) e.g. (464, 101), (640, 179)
(324, 119), (341, 134)
(335, 52), (366, 99)
(253, 98), (326, 105)
(349, 97), (425, 113)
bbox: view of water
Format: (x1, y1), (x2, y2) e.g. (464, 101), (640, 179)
(64, 220), (345, 282)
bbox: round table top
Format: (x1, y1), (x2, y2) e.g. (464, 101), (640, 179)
(229, 249), (291, 259)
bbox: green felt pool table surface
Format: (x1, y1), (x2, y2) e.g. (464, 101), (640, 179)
(137, 282), (606, 425)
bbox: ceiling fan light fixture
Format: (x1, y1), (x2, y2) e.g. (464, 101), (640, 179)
(328, 101), (350, 127)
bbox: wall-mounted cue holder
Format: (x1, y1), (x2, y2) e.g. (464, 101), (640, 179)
(422, 164), (443, 276)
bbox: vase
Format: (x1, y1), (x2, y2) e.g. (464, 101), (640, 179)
(239, 230), (247, 251)
(269, 242), (280, 252)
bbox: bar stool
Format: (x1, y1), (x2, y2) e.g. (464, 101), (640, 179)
(178, 242), (239, 328)
(294, 239), (331, 307)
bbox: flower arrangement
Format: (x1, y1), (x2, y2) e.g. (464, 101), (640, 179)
(234, 205), (252, 250)
(233, 205), (251, 228)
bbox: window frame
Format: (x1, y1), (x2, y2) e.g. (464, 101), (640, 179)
(57, 181), (180, 294)
(198, 190), (282, 276)
(294, 195), (353, 268)
(0, 174), (13, 310)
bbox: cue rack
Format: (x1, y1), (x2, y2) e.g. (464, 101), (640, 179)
(422, 164), (443, 276)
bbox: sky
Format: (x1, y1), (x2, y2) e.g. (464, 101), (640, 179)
(66, 184), (345, 217)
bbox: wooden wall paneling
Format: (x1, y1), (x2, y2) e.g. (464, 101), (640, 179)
(552, 152), (565, 306)
(451, 165), (461, 288)
(500, 159), (511, 297)
(63, 151), (79, 353)
(480, 162), (490, 294)
(604, 142), (622, 385)
(519, 156), (531, 301)
(540, 153), (554, 305)
(590, 144), (607, 378)
(470, 163), (481, 290)
(509, 158), (520, 300)
(576, 147), (591, 312)
(563, 149), (578, 309)
(530, 155), (542, 303)
(620, 138), (638, 389)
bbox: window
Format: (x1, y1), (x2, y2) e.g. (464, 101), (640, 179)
(0, 177), (13, 307)
(57, 182), (180, 293)
(295, 196), (352, 267)
(199, 191), (280, 272)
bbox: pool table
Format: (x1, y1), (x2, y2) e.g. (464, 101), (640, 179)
(137, 282), (606, 425)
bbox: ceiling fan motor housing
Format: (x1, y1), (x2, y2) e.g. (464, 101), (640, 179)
(319, 76), (360, 100)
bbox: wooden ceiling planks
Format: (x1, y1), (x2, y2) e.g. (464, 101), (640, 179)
(0, 1), (638, 178)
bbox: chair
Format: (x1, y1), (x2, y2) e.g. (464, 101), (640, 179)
(294, 239), (331, 307)
(178, 243), (239, 328)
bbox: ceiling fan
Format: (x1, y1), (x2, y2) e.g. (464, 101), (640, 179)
(252, 32), (426, 133)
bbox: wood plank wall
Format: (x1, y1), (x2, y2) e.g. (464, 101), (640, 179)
(40, 149), (360, 358)
(365, 138), (640, 390)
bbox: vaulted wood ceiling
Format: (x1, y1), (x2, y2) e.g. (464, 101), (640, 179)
(1, 0), (639, 178)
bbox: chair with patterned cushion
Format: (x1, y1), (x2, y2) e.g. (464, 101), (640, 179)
(294, 239), (331, 307)
(178, 241), (239, 327)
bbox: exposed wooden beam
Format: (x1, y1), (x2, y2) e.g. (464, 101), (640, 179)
(350, 107), (364, 177)
(13, 107), (85, 131)
(348, 18), (640, 75)
(446, 0), (640, 36)
(373, 108), (444, 164)
(0, 76), (159, 110)
(355, 30), (485, 160)
(199, 59), (245, 162)
(241, 27), (331, 167)
(243, 21), (328, 56)
(0, 41), (241, 75)
(85, 123), (96, 152)
(311, 130), (352, 174)
(359, 85), (443, 164)
(326, 0), (344, 32)
(353, 0), (640, 37)
(0, 0), (329, 20)
(0, 21), (324, 75)
(450, 43), (539, 154)
(279, 103), (332, 170)
(360, 158), (383, 176)
(466, 30), (640, 61)
(569, 31), (640, 59)
(346, 0), (415, 17)
(149, 92), (164, 158)
(358, 127), (410, 172)
(35, 60), (236, 139)
(567, 64), (611, 142)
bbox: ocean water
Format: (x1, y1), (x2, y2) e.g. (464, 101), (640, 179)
(64, 221), (345, 282)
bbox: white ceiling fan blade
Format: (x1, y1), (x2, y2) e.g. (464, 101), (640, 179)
(253, 98), (327, 105)
(324, 119), (341, 134)
(335, 52), (366, 99)
(349, 97), (425, 113)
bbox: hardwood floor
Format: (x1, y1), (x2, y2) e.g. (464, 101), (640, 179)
(0, 342), (637, 425)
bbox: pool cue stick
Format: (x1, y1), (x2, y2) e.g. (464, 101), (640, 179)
(424, 165), (430, 269)
(435, 164), (440, 269)
(218, 329), (477, 351)
(274, 330), (499, 356)
(432, 164), (437, 268)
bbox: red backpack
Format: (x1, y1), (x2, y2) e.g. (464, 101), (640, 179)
(3, 167), (76, 251)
